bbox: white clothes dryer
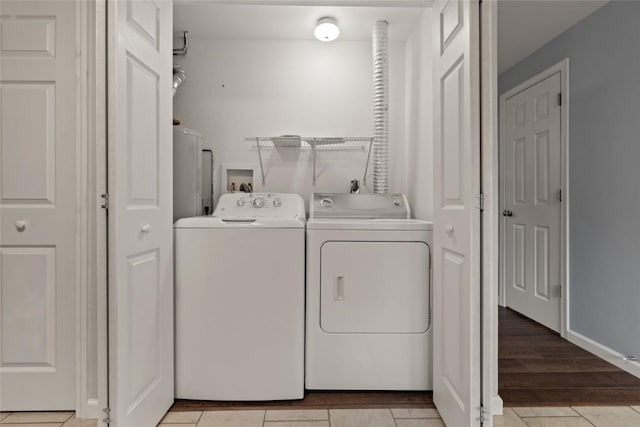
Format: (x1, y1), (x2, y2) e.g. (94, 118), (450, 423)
(174, 193), (305, 400)
(306, 193), (433, 390)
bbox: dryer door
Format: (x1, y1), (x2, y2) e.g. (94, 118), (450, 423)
(320, 241), (430, 334)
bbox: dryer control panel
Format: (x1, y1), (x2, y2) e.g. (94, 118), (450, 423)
(310, 193), (410, 219)
(214, 193), (305, 219)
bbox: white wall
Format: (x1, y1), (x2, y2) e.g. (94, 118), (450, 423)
(404, 9), (433, 221)
(173, 37), (407, 207)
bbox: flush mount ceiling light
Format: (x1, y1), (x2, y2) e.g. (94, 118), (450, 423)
(314, 17), (340, 42)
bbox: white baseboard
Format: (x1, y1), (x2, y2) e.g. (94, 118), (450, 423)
(492, 395), (503, 416)
(566, 329), (640, 379)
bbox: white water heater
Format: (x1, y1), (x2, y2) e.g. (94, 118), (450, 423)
(173, 126), (214, 222)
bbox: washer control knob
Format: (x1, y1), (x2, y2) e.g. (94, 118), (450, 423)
(253, 197), (265, 208)
(393, 199), (402, 207)
(320, 197), (334, 208)
(273, 198), (282, 207)
(237, 199), (245, 207)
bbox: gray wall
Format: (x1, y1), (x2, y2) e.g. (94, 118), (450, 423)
(499, 0), (640, 358)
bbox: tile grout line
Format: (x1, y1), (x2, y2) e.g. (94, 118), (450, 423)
(390, 408), (398, 427)
(502, 406), (640, 427)
(583, 416), (597, 427)
(514, 409), (526, 425)
(569, 407), (604, 427)
(520, 416), (597, 427)
(514, 406), (602, 427)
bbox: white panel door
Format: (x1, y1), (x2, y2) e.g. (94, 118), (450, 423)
(107, 1), (174, 425)
(432, 0), (482, 426)
(503, 73), (561, 332)
(0, 1), (77, 410)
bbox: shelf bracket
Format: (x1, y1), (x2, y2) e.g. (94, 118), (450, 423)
(255, 137), (266, 185)
(362, 137), (374, 186)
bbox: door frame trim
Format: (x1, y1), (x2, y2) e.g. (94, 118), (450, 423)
(498, 58), (570, 338)
(75, 0), (93, 417)
(75, 0), (109, 419)
(480, 0), (503, 418)
(93, 0), (109, 424)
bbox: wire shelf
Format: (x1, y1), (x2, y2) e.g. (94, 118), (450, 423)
(243, 136), (374, 186)
(244, 136), (372, 150)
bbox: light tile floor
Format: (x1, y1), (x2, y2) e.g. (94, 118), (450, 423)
(0, 411), (95, 426)
(494, 406), (640, 427)
(156, 406), (640, 426)
(1, 406), (639, 426)
(158, 408), (443, 427)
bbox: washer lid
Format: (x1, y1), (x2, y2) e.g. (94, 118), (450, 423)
(306, 218), (433, 231)
(174, 216), (305, 229)
(310, 193), (410, 219)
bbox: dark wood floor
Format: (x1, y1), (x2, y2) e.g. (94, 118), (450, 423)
(171, 391), (434, 411)
(499, 306), (640, 406)
(172, 307), (640, 411)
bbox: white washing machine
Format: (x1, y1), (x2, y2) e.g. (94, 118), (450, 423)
(306, 193), (433, 390)
(174, 193), (305, 400)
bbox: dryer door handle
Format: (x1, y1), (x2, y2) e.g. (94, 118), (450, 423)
(334, 276), (345, 302)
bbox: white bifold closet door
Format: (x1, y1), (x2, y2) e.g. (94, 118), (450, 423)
(0, 0), (78, 411)
(432, 0), (483, 426)
(107, 0), (174, 425)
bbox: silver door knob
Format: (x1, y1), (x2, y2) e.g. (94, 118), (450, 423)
(15, 220), (27, 232)
(141, 224), (151, 233)
(502, 210), (513, 217)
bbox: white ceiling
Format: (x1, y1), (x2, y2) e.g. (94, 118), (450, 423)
(498, 0), (609, 73)
(175, 0), (610, 72)
(173, 3), (428, 42)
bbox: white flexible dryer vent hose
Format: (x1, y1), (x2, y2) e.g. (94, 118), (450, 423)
(173, 64), (186, 97)
(372, 20), (389, 194)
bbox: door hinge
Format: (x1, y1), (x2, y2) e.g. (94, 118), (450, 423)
(478, 404), (487, 424)
(557, 189), (562, 202)
(477, 193), (485, 211)
(557, 93), (562, 106)
(102, 407), (111, 424)
(101, 193), (110, 210)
